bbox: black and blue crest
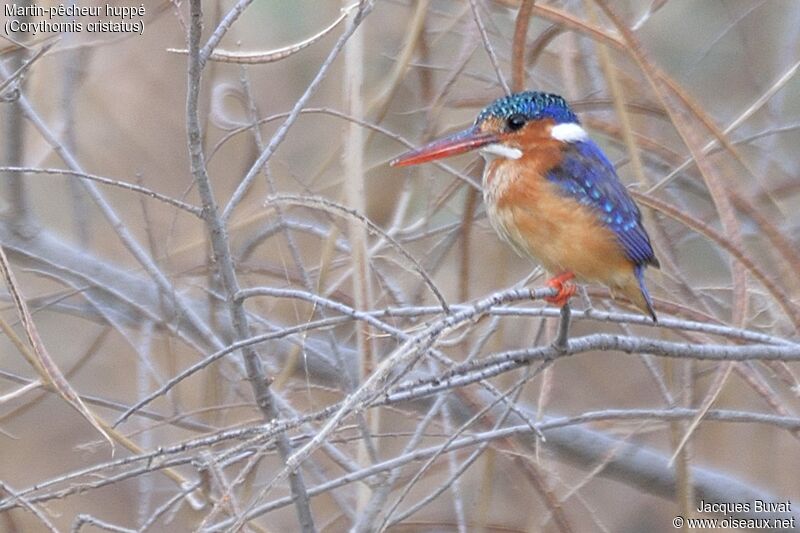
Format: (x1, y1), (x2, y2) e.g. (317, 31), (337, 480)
(476, 91), (579, 126)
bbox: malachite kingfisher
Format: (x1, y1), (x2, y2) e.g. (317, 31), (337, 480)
(391, 91), (659, 321)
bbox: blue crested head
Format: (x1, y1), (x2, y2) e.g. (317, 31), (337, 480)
(390, 90), (584, 168)
(476, 91), (578, 129)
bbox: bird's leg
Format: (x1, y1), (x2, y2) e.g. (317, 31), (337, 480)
(544, 272), (576, 307)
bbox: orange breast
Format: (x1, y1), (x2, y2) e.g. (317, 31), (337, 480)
(483, 146), (635, 289)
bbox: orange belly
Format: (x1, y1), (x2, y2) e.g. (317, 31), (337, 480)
(483, 157), (635, 289)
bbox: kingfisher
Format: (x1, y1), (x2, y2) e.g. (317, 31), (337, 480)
(390, 91), (659, 321)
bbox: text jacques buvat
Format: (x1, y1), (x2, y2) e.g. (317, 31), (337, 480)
(4, 3), (145, 35)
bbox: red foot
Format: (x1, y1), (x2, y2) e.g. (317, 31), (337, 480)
(545, 272), (576, 307)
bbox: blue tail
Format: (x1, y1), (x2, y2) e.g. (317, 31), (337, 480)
(635, 265), (657, 322)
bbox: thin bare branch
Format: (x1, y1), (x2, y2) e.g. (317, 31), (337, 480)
(0, 166), (202, 215)
(170, 3), (356, 64)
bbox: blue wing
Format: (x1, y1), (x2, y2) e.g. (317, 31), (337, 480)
(546, 140), (659, 268)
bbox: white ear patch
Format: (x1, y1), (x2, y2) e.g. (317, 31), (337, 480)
(480, 143), (523, 160)
(550, 123), (587, 143)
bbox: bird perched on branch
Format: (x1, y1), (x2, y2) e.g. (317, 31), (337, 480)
(391, 91), (659, 321)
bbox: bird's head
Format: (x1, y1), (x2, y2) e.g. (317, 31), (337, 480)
(391, 91), (585, 167)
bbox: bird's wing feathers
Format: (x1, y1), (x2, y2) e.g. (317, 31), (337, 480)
(546, 140), (658, 267)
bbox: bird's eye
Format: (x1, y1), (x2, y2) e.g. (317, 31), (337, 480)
(506, 113), (526, 131)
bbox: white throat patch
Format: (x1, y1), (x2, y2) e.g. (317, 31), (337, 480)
(550, 123), (587, 143)
(480, 143), (523, 161)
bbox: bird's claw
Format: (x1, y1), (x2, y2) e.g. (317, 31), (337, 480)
(544, 272), (576, 307)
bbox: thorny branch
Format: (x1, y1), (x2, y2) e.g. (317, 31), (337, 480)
(1, 0), (799, 531)
(184, 0), (316, 530)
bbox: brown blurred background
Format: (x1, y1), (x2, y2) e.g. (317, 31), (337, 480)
(1, 0), (799, 531)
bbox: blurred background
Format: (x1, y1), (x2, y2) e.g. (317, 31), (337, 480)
(1, 0), (799, 531)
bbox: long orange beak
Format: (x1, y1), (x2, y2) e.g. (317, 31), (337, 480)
(390, 126), (499, 167)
